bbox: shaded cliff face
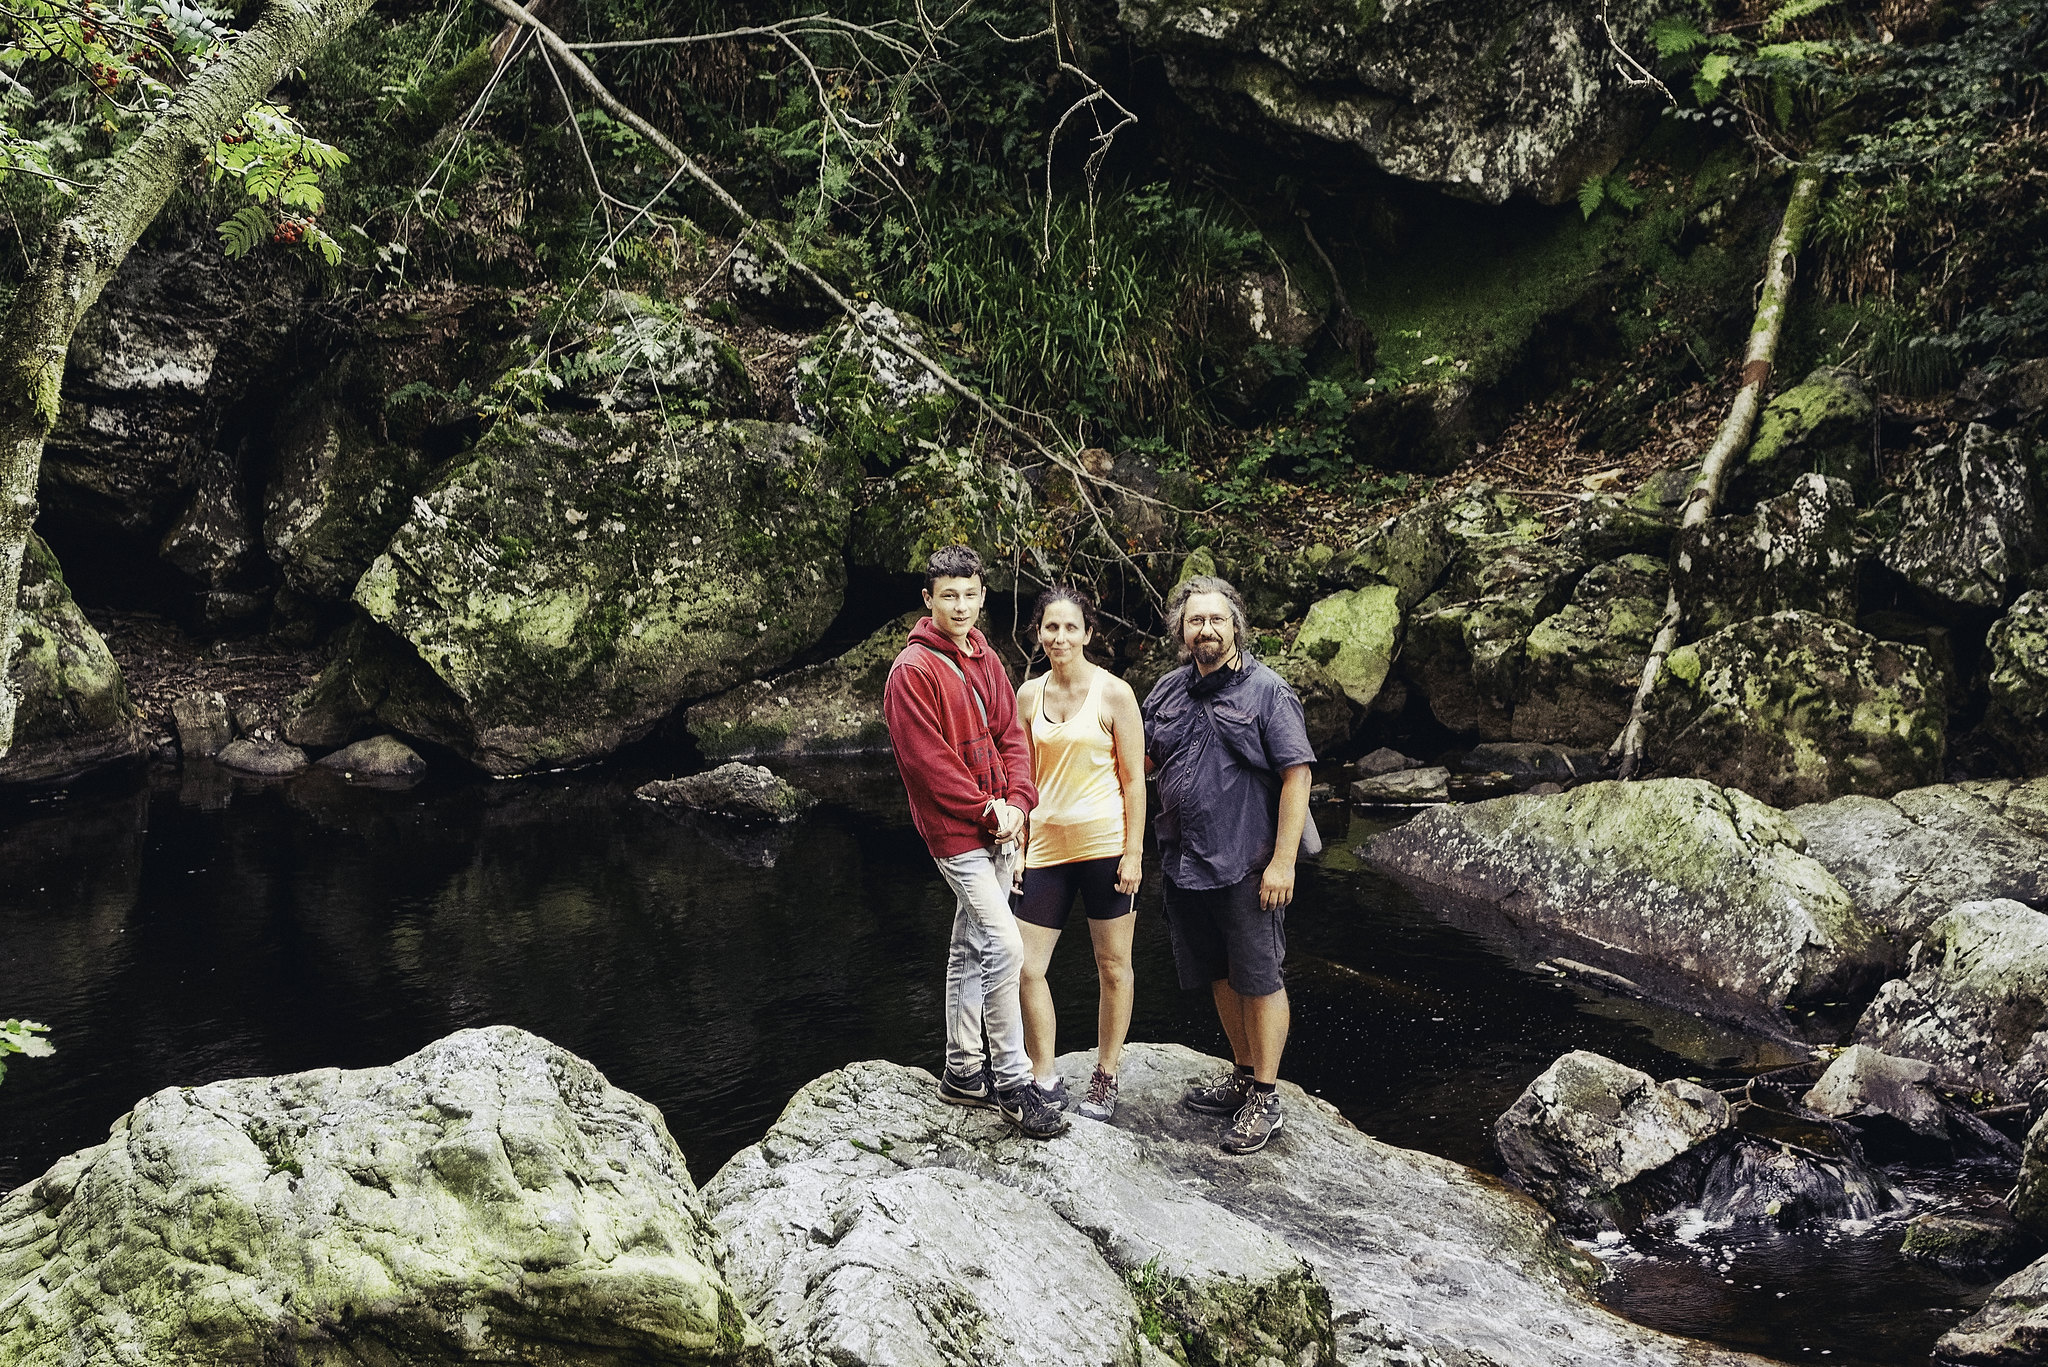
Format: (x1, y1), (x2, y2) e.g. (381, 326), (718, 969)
(1110, 0), (1658, 205)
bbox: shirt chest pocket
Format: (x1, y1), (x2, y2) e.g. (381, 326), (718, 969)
(1209, 702), (1268, 770)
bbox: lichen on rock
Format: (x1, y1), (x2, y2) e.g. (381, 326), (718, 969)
(1983, 590), (2048, 772)
(1728, 367), (1877, 508)
(1880, 423), (2046, 615)
(1673, 474), (1859, 637)
(1513, 552), (1665, 747)
(1, 534), (149, 786)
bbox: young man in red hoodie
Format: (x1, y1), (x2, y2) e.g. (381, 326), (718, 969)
(883, 545), (1068, 1139)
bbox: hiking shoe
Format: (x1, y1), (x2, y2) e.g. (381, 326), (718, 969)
(1182, 1069), (1254, 1116)
(1077, 1067), (1119, 1122)
(999, 1082), (1071, 1139)
(1220, 1091), (1284, 1155)
(938, 1066), (998, 1111)
(1035, 1077), (1070, 1111)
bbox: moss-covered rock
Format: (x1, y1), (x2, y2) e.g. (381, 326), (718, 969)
(847, 445), (1030, 591)
(1881, 424), (2046, 614)
(1647, 611), (1945, 806)
(1674, 474), (1859, 636)
(1289, 585), (1401, 708)
(345, 413), (854, 774)
(1338, 482), (1547, 611)
(1983, 590), (2048, 773)
(564, 291), (752, 415)
(685, 612), (920, 761)
(1404, 539), (1587, 738)
(1728, 368), (1876, 509)
(1514, 553), (1665, 747)
(0, 534), (149, 786)
(1265, 652), (1357, 754)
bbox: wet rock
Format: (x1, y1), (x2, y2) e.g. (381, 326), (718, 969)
(344, 413), (853, 774)
(1460, 740), (1606, 786)
(1494, 1051), (1730, 1232)
(1901, 1209), (2038, 1277)
(1855, 899), (2048, 1102)
(1356, 745), (1421, 775)
(1351, 766), (1450, 804)
(1674, 474), (1859, 636)
(1983, 590), (2048, 772)
(316, 734), (426, 779)
(1692, 1122), (1896, 1228)
(1936, 1251), (2048, 1362)
(1798, 1044), (2015, 1163)
(1405, 539), (1587, 738)
(1366, 779), (1887, 1016)
(1881, 424), (2046, 614)
(686, 612), (918, 760)
(1264, 652), (1358, 754)
(170, 688), (232, 760)
(1787, 782), (2048, 939)
(638, 763), (816, 823)
(1728, 367), (1876, 508)
(705, 1043), (1776, 1367)
(1645, 610), (1945, 806)
(0, 535), (149, 787)
(0, 1027), (764, 1367)
(216, 737), (309, 777)
(1288, 584), (1401, 708)
(1513, 553), (1665, 746)
(1113, 0), (1659, 206)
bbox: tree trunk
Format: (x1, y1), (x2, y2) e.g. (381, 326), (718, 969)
(1607, 162), (1826, 778)
(0, 0), (377, 756)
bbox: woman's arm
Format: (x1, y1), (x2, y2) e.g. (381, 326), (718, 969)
(1106, 677), (1147, 895)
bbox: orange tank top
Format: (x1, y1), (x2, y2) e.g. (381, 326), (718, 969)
(1023, 667), (1126, 869)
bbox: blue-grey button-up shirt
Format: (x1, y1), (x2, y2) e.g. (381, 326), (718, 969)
(1142, 656), (1316, 891)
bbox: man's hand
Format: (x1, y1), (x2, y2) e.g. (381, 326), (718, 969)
(990, 799), (1026, 844)
(1259, 857), (1296, 912)
(1115, 852), (1143, 896)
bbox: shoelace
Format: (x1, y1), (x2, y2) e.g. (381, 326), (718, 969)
(1086, 1070), (1116, 1106)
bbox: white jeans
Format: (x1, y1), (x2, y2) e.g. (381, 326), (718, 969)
(935, 842), (1029, 1091)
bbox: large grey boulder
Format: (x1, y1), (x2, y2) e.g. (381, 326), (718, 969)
(1788, 782), (2048, 939)
(1881, 423), (2045, 614)
(0, 1027), (765, 1366)
(1800, 1043), (2011, 1162)
(1404, 539), (1586, 738)
(1645, 610), (1945, 805)
(684, 612), (918, 761)
(1493, 1051), (1730, 1231)
(706, 1043), (1775, 1367)
(1112, 0), (1659, 206)
(1937, 1253), (2048, 1363)
(1367, 779), (1889, 1016)
(1727, 367), (1877, 508)
(1673, 474), (1859, 636)
(1288, 584), (1401, 708)
(1855, 899), (2048, 1102)
(337, 413), (854, 774)
(1983, 590), (2048, 772)
(0, 534), (149, 787)
(1512, 553), (1665, 746)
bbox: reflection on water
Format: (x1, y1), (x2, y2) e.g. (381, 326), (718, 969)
(0, 763), (1994, 1365)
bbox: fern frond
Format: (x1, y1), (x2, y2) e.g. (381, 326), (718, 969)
(1762, 0), (1837, 37)
(1649, 15), (1707, 57)
(1606, 178), (1645, 212)
(1578, 174), (1606, 220)
(1693, 51), (1734, 101)
(217, 205), (270, 258)
(304, 223), (342, 267)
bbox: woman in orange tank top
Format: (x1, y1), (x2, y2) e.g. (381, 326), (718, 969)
(1014, 585), (1146, 1122)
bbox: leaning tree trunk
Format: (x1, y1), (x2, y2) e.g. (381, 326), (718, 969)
(1608, 163), (1826, 778)
(0, 0), (377, 756)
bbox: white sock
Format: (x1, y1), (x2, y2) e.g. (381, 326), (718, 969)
(1036, 1072), (1059, 1090)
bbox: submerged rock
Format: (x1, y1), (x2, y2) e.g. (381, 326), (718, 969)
(1512, 553), (1665, 747)
(1366, 779), (1887, 1017)
(1728, 367), (1877, 508)
(638, 763), (816, 823)
(1788, 782), (2048, 939)
(1494, 1051), (1730, 1232)
(686, 612), (918, 761)
(216, 737), (310, 776)
(1881, 424), (2046, 615)
(1855, 899), (2048, 1102)
(344, 413), (854, 774)
(705, 1043), (1775, 1367)
(0, 534), (149, 787)
(1673, 474), (1859, 636)
(0, 1027), (764, 1366)
(1983, 590), (2048, 772)
(1645, 610), (1945, 805)
(316, 733), (426, 779)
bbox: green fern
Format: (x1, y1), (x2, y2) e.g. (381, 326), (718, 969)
(217, 205), (270, 258)
(1762, 0), (1837, 37)
(1649, 15), (1707, 57)
(1693, 51), (1735, 101)
(1578, 175), (1606, 220)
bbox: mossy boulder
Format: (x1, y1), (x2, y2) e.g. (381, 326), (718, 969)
(1674, 474), (1859, 636)
(1339, 483), (1547, 611)
(1513, 553), (1666, 747)
(564, 291), (752, 415)
(1404, 539), (1587, 738)
(847, 444), (1029, 591)
(1881, 424), (2046, 615)
(346, 413), (854, 774)
(1289, 585), (1401, 708)
(1647, 611), (1945, 806)
(1265, 652), (1358, 755)
(685, 612), (920, 760)
(1983, 591), (2048, 773)
(1728, 368), (1876, 508)
(0, 534), (149, 786)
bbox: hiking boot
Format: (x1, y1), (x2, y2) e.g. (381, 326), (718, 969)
(999, 1082), (1071, 1139)
(1220, 1090), (1284, 1155)
(1077, 1067), (1119, 1122)
(1035, 1076), (1070, 1111)
(1182, 1069), (1254, 1116)
(938, 1065), (998, 1111)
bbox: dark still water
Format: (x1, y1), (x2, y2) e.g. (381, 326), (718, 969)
(0, 759), (1995, 1364)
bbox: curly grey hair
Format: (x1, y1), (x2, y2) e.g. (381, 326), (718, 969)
(1163, 574), (1249, 660)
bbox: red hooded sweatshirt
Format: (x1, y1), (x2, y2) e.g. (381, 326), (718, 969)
(883, 617), (1038, 858)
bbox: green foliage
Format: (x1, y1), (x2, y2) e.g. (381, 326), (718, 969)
(0, 1017), (52, 1085)
(1578, 173), (1645, 220)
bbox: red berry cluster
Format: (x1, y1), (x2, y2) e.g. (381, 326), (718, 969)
(222, 127), (252, 145)
(88, 61), (121, 90)
(272, 216), (310, 245)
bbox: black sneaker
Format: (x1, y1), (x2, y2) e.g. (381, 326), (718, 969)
(1035, 1077), (1070, 1111)
(1220, 1090), (1284, 1154)
(998, 1082), (1071, 1139)
(1182, 1069), (1254, 1116)
(938, 1066), (998, 1110)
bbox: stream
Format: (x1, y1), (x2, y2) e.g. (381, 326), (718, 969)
(0, 756), (2003, 1364)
